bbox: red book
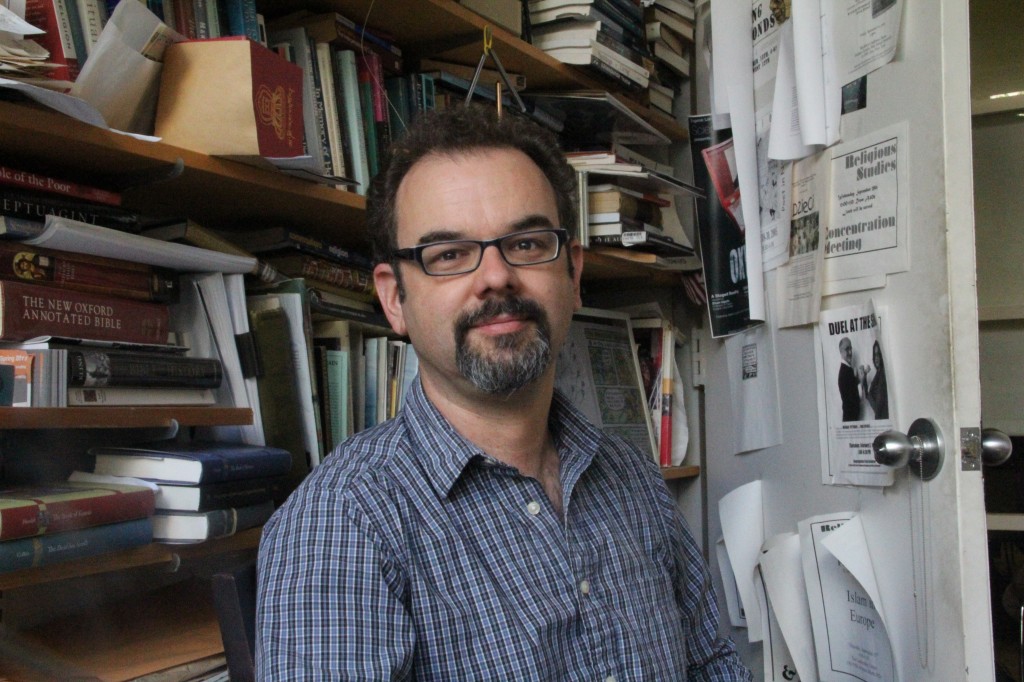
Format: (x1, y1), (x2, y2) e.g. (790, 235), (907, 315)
(0, 165), (121, 206)
(24, 0), (81, 83)
(0, 481), (156, 541)
(0, 279), (170, 344)
(0, 241), (179, 303)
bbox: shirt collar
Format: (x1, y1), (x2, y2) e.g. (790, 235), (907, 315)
(401, 379), (603, 500)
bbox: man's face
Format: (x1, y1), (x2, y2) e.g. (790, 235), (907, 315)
(373, 148), (584, 398)
(840, 339), (853, 365)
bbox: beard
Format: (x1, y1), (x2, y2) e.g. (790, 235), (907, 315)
(454, 296), (552, 395)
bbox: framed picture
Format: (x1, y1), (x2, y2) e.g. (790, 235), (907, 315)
(555, 307), (658, 459)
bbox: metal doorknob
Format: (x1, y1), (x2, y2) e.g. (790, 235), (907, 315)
(872, 418), (944, 481)
(982, 428), (1013, 467)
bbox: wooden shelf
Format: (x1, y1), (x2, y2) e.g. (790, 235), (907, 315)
(662, 465), (700, 480)
(582, 249), (689, 284)
(0, 527), (261, 591)
(0, 100), (368, 249)
(0, 406), (252, 430)
(258, 0), (688, 142)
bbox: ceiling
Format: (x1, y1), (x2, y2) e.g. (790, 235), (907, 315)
(969, 0), (1024, 115)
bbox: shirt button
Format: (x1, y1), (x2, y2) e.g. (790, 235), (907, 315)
(526, 501), (541, 515)
(605, 676), (616, 682)
(579, 580), (590, 595)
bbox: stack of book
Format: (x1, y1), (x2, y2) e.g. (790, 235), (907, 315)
(23, 0), (112, 84)
(0, 480), (156, 573)
(85, 440), (295, 543)
(527, 0), (652, 92)
(0, 236), (235, 406)
(644, 0), (694, 81)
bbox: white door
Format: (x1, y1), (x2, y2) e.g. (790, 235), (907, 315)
(696, 1), (992, 679)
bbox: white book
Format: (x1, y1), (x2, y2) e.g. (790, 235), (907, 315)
(68, 386), (217, 406)
(248, 293), (323, 468)
(335, 49), (371, 196)
(315, 41), (347, 183)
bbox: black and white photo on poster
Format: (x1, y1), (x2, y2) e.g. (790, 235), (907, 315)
(815, 300), (895, 486)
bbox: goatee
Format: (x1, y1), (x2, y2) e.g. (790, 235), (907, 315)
(454, 297), (551, 395)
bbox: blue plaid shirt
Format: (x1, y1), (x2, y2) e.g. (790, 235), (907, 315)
(256, 379), (750, 681)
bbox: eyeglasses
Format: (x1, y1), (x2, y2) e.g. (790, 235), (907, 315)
(393, 228), (569, 276)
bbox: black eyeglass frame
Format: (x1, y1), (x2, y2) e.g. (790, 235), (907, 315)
(392, 228), (570, 276)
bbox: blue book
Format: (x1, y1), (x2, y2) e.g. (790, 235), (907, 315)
(88, 441), (293, 484)
(0, 518), (153, 574)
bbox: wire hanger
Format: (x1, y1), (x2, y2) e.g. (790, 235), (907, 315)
(466, 25), (527, 116)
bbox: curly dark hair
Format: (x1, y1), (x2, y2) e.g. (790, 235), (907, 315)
(366, 104), (578, 275)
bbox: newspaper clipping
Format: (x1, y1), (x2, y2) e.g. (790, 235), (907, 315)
(816, 301), (895, 486)
(777, 151), (829, 327)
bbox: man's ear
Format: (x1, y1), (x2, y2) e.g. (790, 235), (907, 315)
(374, 262), (407, 336)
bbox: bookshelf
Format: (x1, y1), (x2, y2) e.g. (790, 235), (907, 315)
(0, 0), (697, 677)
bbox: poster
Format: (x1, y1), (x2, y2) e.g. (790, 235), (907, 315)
(800, 513), (897, 682)
(689, 115), (761, 338)
(825, 123), (909, 285)
(777, 151), (829, 328)
(725, 321), (782, 454)
(815, 301), (895, 486)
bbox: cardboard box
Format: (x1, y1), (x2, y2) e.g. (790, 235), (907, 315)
(155, 37), (304, 158)
(459, 0), (523, 37)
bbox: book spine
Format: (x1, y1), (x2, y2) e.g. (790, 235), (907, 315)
(0, 216), (45, 239)
(658, 328), (672, 467)
(76, 0), (106, 56)
(223, 0), (258, 40)
(0, 241), (178, 303)
(67, 386), (216, 405)
(333, 21), (402, 74)
(67, 349), (223, 388)
(0, 518), (153, 574)
(0, 504), (41, 541)
(0, 279), (170, 344)
(203, 500), (273, 538)
(306, 36), (334, 176)
(192, 478), (287, 511)
(242, 231), (373, 269)
(192, 0), (210, 37)
(356, 55), (380, 177)
(269, 256), (374, 295)
(336, 49), (371, 196)
(0, 188), (139, 231)
(24, 0), (81, 82)
(0, 487), (155, 541)
(0, 165), (121, 206)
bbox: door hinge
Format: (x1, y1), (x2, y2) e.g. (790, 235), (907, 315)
(690, 328), (707, 388)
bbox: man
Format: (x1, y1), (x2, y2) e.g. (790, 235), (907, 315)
(256, 105), (751, 681)
(838, 336), (861, 421)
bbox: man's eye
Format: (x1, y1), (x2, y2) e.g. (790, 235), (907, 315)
(424, 244), (473, 266)
(508, 238), (543, 253)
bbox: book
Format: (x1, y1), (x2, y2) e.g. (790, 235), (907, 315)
(588, 245), (701, 271)
(532, 25), (648, 67)
(334, 49), (371, 196)
(24, 0), (81, 82)
(0, 187), (140, 232)
(0, 241), (179, 303)
(225, 226), (373, 269)
(261, 253), (375, 300)
(645, 6), (694, 42)
(154, 474), (292, 512)
(222, 0), (259, 41)
(140, 219), (279, 284)
(588, 215), (664, 237)
(588, 230), (696, 257)
(0, 279), (171, 345)
(267, 25), (327, 174)
(89, 441), (294, 484)
(0, 480), (155, 541)
(652, 41), (690, 78)
(267, 9), (404, 75)
(651, 0), (695, 21)
(645, 20), (687, 55)
(67, 348), (222, 388)
(630, 317), (676, 467)
(75, 0), (107, 57)
(246, 297), (310, 483)
(355, 50), (381, 177)
(306, 36), (336, 178)
(0, 517), (153, 574)
(67, 385), (217, 405)
(0, 348), (33, 406)
(0, 216), (46, 240)
(541, 41), (649, 88)
(0, 165), (120, 206)
(314, 320), (353, 448)
(151, 499), (274, 543)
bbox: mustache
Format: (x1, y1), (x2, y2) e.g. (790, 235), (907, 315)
(455, 297), (545, 338)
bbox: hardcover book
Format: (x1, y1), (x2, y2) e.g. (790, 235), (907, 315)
(0, 279), (171, 345)
(0, 517), (153, 574)
(0, 481), (155, 542)
(224, 226), (373, 269)
(0, 187), (140, 232)
(67, 348), (223, 388)
(0, 241), (179, 303)
(24, 0), (81, 82)
(152, 499), (274, 543)
(261, 253), (374, 298)
(0, 165), (121, 206)
(89, 441), (294, 484)
(67, 385), (217, 406)
(154, 474), (293, 511)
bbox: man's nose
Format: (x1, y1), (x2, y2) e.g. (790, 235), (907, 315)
(474, 243), (517, 290)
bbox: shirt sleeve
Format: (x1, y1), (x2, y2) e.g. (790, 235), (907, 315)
(664, 491), (754, 682)
(255, 482), (414, 681)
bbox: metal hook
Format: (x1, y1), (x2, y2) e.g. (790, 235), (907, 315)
(466, 25), (527, 116)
